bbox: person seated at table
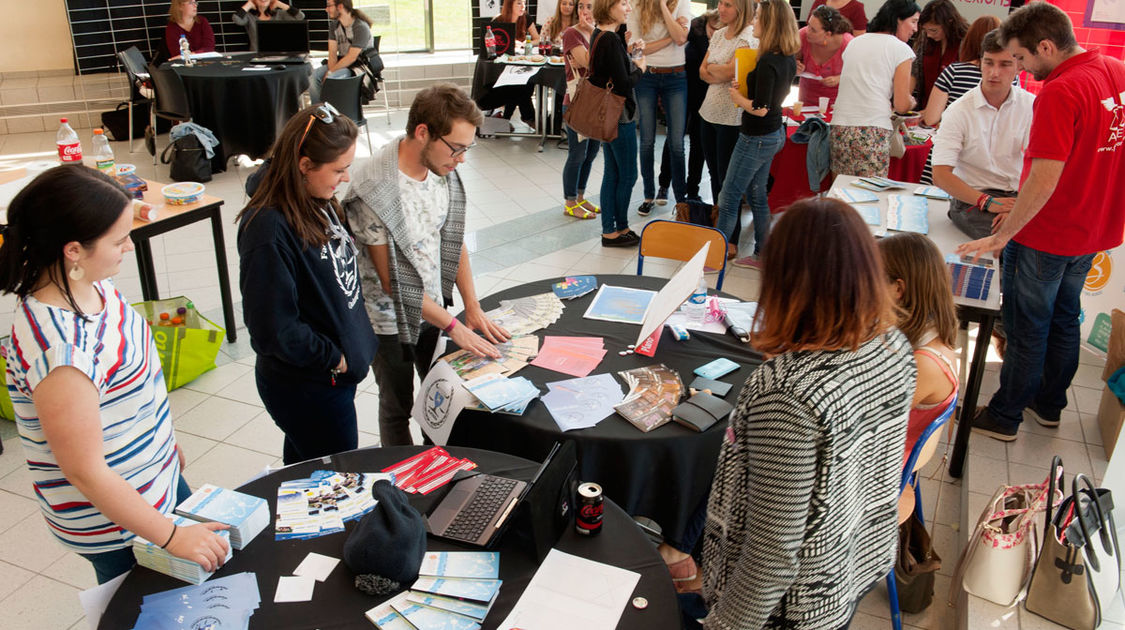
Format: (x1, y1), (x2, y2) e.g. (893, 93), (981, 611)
(344, 85), (510, 447)
(797, 5), (853, 111)
(309, 0), (374, 104)
(560, 0), (602, 220)
(931, 29), (1033, 240)
(0, 165), (230, 585)
(693, 197), (916, 629)
(715, 0), (799, 268)
(165, 0), (216, 60)
(920, 15), (1000, 127)
(544, 0), (577, 48)
(808, 0), (867, 35)
(233, 0), (306, 52)
(911, 0), (967, 110)
(879, 232), (959, 460)
(829, 0), (918, 177)
(490, 0), (540, 132)
(237, 104), (378, 464)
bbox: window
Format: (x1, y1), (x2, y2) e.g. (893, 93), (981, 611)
(359, 0), (472, 52)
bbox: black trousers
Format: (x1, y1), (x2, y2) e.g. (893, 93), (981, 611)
(256, 364), (359, 465)
(371, 327), (441, 447)
(700, 119), (743, 244)
(659, 109), (704, 198)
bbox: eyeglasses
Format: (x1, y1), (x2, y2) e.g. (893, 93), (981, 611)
(923, 26), (942, 36)
(437, 135), (476, 158)
(298, 102), (341, 149)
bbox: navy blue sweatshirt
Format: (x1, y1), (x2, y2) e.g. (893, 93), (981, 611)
(238, 206), (378, 386)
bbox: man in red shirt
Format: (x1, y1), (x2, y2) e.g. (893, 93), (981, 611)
(958, 2), (1125, 441)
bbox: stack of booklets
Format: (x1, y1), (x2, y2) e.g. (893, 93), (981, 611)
(175, 484), (269, 550)
(946, 254), (995, 300)
(463, 372), (541, 415)
(132, 515), (233, 584)
(914, 185), (951, 200)
(274, 471), (390, 541)
(834, 187), (879, 204)
(440, 335), (539, 380)
(614, 365), (684, 432)
(365, 551), (502, 629)
(381, 447), (478, 495)
(551, 275), (597, 300)
(131, 572), (260, 630)
(530, 336), (608, 377)
(542, 373), (624, 431)
(886, 195), (930, 234)
(852, 176), (907, 192)
(484, 292), (564, 335)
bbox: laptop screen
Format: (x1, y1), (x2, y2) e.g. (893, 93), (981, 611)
(256, 20), (310, 54)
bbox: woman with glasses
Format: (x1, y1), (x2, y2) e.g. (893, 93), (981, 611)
(911, 0), (968, 109)
(233, 0), (306, 52)
(165, 0), (215, 60)
(796, 5), (853, 109)
(237, 103), (378, 465)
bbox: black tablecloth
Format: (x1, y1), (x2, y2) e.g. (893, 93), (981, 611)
(470, 58), (566, 112)
(168, 56), (309, 162)
(448, 275), (762, 546)
(99, 446), (678, 630)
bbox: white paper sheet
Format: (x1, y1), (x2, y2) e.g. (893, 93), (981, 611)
(411, 359), (473, 445)
(634, 242), (710, 347)
(274, 575), (316, 603)
(497, 549), (641, 630)
(493, 64), (541, 87)
(80, 571), (129, 630)
(293, 552), (340, 582)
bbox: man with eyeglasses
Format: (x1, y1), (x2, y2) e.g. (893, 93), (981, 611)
(310, 0), (374, 104)
(343, 84), (511, 447)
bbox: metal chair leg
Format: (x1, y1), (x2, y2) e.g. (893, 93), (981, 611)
(887, 570), (903, 630)
(382, 82), (391, 126)
(128, 100), (136, 154)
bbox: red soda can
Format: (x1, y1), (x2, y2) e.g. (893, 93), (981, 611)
(575, 482), (604, 536)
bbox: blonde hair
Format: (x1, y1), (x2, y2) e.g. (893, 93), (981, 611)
(169, 0), (192, 24)
(635, 0), (680, 36)
(756, 0), (800, 56)
(878, 233), (959, 349)
(727, 0), (755, 41)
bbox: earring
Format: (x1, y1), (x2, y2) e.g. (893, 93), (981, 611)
(69, 263), (85, 281)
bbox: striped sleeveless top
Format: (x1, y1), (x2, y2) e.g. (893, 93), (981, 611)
(4, 280), (181, 553)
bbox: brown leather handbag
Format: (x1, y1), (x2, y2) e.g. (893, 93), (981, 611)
(563, 31), (625, 143)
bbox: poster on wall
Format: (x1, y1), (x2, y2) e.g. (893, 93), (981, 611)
(1081, 246), (1125, 355)
(481, 0), (502, 18)
(1085, 0), (1125, 30)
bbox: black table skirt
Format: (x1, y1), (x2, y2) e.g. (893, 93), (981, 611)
(99, 445), (678, 630)
(470, 58), (566, 112)
(447, 274), (762, 547)
(169, 56), (310, 162)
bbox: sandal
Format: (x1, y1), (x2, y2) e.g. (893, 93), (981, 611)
(564, 202), (597, 220)
(578, 199), (601, 214)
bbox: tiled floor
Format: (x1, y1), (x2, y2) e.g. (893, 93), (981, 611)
(0, 107), (1119, 630)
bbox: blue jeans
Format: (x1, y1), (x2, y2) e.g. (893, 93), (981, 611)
(80, 474), (193, 584)
(715, 128), (786, 255)
(562, 106), (601, 200)
(310, 65), (353, 104)
(635, 70), (688, 202)
(600, 120), (638, 234)
(987, 240), (1095, 428)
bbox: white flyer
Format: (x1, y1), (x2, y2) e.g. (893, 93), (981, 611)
(634, 242), (710, 347)
(411, 359), (473, 445)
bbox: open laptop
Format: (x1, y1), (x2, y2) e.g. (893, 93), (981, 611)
(427, 441), (577, 550)
(251, 20), (310, 63)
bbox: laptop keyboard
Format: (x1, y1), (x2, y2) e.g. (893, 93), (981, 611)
(444, 476), (520, 542)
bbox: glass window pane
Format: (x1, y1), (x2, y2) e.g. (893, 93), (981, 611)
(435, 0), (472, 50)
(359, 0), (427, 52)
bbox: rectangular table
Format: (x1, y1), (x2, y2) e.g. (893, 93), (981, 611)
(830, 175), (1000, 477)
(135, 181), (237, 342)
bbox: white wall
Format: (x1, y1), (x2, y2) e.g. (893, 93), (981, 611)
(0, 0), (74, 74)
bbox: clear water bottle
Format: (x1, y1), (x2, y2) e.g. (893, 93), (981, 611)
(179, 34), (193, 66)
(91, 128), (116, 178)
(484, 26), (497, 59)
(683, 274), (708, 323)
(524, 34), (533, 56)
(56, 118), (82, 164)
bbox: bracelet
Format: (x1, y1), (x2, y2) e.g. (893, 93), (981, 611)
(443, 318), (458, 334)
(160, 523), (177, 549)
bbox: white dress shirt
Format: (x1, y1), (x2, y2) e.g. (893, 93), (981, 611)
(931, 84), (1035, 192)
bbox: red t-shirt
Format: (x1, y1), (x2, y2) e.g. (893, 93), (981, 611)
(1017, 51), (1125, 255)
(562, 26), (592, 106)
(165, 16), (216, 58)
(809, 0), (868, 33)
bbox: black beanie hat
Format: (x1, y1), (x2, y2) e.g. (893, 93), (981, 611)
(343, 480), (427, 584)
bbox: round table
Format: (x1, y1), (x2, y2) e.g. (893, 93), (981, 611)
(470, 58), (566, 113)
(99, 446), (678, 629)
(447, 274), (763, 547)
(167, 54), (310, 162)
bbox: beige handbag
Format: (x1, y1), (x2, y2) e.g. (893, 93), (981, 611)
(889, 114), (908, 159)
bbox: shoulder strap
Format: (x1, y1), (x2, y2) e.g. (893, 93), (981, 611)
(914, 347), (957, 385)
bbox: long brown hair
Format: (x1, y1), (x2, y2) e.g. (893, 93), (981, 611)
(237, 104), (358, 249)
(499, 0), (531, 40)
(914, 0), (968, 57)
(878, 232), (959, 349)
(334, 0), (374, 27)
(959, 15), (1000, 62)
(756, 0), (800, 57)
(634, 0), (680, 37)
(547, 0), (579, 41)
(752, 198), (896, 354)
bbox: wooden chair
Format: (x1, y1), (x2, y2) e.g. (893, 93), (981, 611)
(887, 392), (958, 630)
(636, 220), (729, 290)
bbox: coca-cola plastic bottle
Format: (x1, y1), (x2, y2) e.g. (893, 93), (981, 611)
(484, 26), (497, 59)
(57, 118), (82, 164)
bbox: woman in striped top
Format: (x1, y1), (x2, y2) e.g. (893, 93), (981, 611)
(699, 198), (916, 629)
(0, 166), (229, 584)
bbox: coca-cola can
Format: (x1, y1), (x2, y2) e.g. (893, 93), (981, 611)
(575, 482), (604, 536)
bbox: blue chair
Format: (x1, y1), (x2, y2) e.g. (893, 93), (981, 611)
(887, 392), (958, 629)
(637, 219), (729, 290)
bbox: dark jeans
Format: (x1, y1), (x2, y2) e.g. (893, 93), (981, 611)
(600, 120), (639, 234)
(372, 327), (440, 446)
(700, 119), (742, 243)
(659, 111), (704, 198)
(947, 189), (1016, 240)
(987, 240), (1095, 428)
(256, 364), (359, 464)
(562, 105), (601, 200)
(716, 128), (786, 255)
(80, 474), (192, 584)
(636, 70), (688, 201)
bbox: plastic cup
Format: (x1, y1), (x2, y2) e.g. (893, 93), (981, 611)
(819, 97), (830, 114)
(792, 101), (803, 116)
